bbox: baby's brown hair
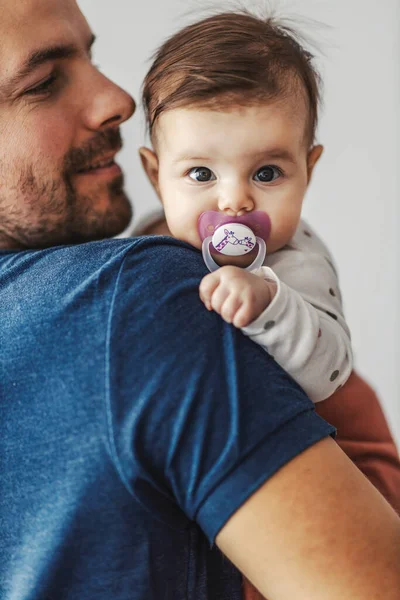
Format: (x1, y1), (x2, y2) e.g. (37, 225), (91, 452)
(142, 10), (322, 149)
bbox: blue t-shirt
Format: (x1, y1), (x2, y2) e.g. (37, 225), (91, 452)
(0, 236), (334, 600)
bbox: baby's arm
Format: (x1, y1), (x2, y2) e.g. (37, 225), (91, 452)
(242, 222), (353, 402)
(200, 221), (353, 403)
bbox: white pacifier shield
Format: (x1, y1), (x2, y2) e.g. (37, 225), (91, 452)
(211, 222), (256, 256)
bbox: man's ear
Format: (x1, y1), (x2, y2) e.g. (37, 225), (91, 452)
(306, 144), (324, 184)
(139, 147), (161, 198)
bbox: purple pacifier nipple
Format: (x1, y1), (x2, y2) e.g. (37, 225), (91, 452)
(198, 210), (271, 272)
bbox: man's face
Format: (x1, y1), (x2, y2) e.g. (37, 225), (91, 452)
(0, 0), (135, 249)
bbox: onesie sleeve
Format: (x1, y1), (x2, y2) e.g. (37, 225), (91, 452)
(106, 236), (335, 543)
(242, 220), (353, 402)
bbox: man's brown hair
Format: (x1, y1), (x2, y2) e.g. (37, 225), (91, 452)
(142, 10), (322, 148)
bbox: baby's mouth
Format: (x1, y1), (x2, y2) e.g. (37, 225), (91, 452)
(198, 210), (271, 244)
(198, 210), (270, 272)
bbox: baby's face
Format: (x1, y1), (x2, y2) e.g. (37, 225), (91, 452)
(154, 99), (315, 253)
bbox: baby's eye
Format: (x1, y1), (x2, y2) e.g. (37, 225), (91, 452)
(254, 165), (283, 183)
(188, 167), (216, 182)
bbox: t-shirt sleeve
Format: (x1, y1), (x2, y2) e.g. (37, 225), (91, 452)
(106, 237), (336, 544)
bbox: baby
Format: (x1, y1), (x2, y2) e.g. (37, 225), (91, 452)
(137, 10), (353, 403)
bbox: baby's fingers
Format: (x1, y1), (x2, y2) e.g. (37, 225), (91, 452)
(209, 283), (230, 314)
(199, 272), (221, 309)
(232, 299), (257, 328)
(220, 293), (243, 324)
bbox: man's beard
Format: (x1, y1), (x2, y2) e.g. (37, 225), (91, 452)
(0, 128), (133, 249)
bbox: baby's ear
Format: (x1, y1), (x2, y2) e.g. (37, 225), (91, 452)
(307, 145), (324, 184)
(139, 147), (161, 198)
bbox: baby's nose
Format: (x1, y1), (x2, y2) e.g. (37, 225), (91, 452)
(217, 187), (255, 215)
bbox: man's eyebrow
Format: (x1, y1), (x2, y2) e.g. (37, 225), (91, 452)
(1, 34), (96, 94)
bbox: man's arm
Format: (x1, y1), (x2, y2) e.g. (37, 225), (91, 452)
(242, 370), (400, 600)
(217, 435), (400, 600)
(317, 371), (400, 513)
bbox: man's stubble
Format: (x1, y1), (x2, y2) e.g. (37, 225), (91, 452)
(0, 128), (133, 249)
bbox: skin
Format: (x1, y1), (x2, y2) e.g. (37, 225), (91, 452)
(241, 370), (400, 600)
(217, 435), (400, 600)
(0, 0), (135, 250)
(140, 102), (323, 327)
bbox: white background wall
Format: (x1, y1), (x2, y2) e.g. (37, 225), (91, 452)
(79, 0), (400, 443)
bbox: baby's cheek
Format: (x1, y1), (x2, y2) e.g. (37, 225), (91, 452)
(268, 216), (299, 251)
(167, 212), (201, 248)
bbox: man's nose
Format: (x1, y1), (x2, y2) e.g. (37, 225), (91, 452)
(83, 70), (136, 131)
(217, 185), (255, 216)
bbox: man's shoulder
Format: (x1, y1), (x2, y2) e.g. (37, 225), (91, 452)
(102, 235), (207, 291)
(46, 235), (194, 267)
(62, 235), (207, 314)
(66, 235), (201, 270)
(21, 235), (205, 285)
(1, 236), (206, 320)
(106, 235), (208, 329)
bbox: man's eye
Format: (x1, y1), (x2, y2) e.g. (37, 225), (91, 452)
(254, 165), (283, 183)
(25, 74), (58, 96)
(188, 167), (216, 182)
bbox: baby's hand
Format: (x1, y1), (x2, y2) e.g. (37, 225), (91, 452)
(199, 266), (276, 328)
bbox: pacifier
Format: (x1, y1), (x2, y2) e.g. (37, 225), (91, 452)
(198, 210), (271, 272)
